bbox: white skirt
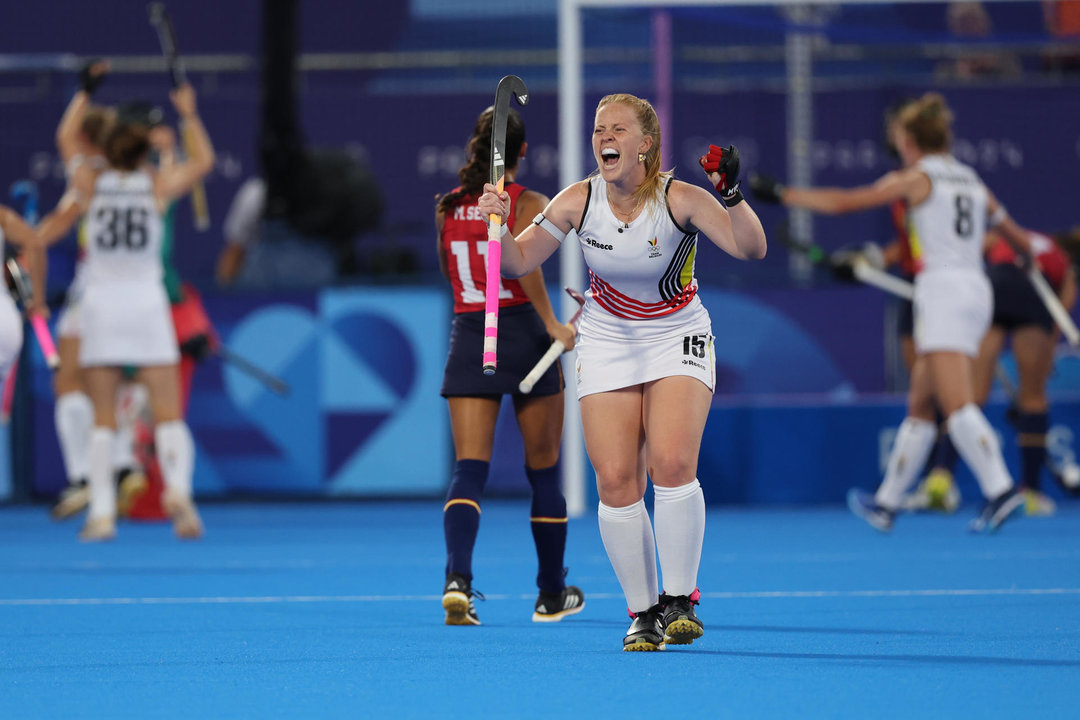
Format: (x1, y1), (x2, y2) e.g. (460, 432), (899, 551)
(913, 269), (992, 358)
(574, 299), (715, 399)
(79, 281), (178, 367)
(0, 294), (23, 379)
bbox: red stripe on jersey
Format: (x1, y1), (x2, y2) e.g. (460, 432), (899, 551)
(442, 183), (531, 314)
(986, 232), (1069, 291)
(589, 270), (697, 319)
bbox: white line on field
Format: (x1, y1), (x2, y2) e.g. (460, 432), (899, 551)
(2, 587), (1079, 606)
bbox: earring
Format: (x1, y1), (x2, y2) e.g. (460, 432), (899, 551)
(638, 152), (646, 163)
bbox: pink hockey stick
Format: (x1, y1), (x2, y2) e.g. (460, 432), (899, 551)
(482, 75), (529, 376)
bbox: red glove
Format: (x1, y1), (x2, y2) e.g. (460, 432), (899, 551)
(699, 144), (743, 207)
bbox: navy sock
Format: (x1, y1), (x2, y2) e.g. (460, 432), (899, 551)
(526, 463), (568, 595)
(443, 459), (490, 581)
(933, 431), (959, 474)
(1016, 411), (1048, 491)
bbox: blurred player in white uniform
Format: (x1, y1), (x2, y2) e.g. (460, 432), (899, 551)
(54, 82), (214, 541)
(751, 92), (1032, 533)
(39, 64), (151, 520)
(480, 93), (767, 650)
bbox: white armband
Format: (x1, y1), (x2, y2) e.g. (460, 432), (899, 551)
(533, 213), (567, 243)
(988, 204), (1008, 227)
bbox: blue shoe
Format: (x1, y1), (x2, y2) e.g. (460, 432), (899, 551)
(968, 487), (1025, 533)
(847, 488), (895, 532)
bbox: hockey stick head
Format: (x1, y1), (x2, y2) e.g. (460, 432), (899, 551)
(490, 75), (529, 187)
(147, 2), (187, 88)
(565, 287), (587, 328)
(9, 180), (39, 225)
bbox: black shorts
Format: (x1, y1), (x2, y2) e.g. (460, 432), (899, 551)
(989, 263), (1054, 333)
(441, 304), (564, 398)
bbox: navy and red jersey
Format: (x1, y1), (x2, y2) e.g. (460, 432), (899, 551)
(442, 182), (531, 314)
(986, 231), (1069, 292)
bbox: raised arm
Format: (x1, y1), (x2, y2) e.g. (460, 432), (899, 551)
(56, 60), (108, 162)
(155, 84), (215, 204)
(752, 169), (928, 215)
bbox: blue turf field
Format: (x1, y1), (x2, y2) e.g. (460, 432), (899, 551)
(2, 501), (1079, 719)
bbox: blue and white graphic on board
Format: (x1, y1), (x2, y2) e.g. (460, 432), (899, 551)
(320, 288), (448, 494)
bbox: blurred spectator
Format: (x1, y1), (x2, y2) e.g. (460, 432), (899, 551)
(937, 2), (1021, 80)
(1042, 0), (1080, 73)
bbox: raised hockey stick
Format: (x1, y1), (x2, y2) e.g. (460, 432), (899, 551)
(147, 2), (210, 231)
(482, 75), (529, 376)
(518, 287), (586, 394)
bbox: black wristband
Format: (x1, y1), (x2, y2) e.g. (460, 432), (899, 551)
(79, 64), (105, 96)
(722, 183), (744, 208)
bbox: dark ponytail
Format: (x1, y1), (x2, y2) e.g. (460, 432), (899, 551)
(436, 107), (525, 214)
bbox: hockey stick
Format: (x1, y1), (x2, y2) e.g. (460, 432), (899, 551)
(1026, 266), (1080, 346)
(519, 288), (586, 394)
(217, 345), (290, 396)
(147, 2), (209, 231)
(482, 75), (529, 376)
(7, 181), (59, 371)
(778, 221), (914, 300)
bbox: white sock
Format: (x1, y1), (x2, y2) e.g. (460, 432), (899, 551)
(652, 480), (705, 597)
(597, 498), (658, 613)
(948, 403), (1014, 499)
(155, 420), (195, 498)
(55, 392), (93, 484)
(875, 417), (938, 510)
(87, 427), (116, 519)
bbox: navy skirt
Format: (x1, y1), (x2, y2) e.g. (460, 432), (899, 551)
(441, 303), (564, 398)
(989, 263), (1054, 333)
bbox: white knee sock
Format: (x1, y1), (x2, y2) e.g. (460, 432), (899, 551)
(597, 498), (658, 613)
(652, 480), (705, 597)
(948, 403), (1014, 500)
(155, 421), (195, 498)
(55, 392), (93, 483)
(875, 417), (938, 510)
(87, 427), (116, 519)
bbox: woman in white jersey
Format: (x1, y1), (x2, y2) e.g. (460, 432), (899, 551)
(0, 206), (47, 384)
(750, 93), (1031, 534)
(480, 93), (767, 651)
(59, 83), (214, 542)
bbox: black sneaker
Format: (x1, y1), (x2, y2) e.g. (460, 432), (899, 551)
(969, 486), (1025, 533)
(660, 592), (704, 645)
(442, 573), (483, 626)
(623, 603), (665, 651)
(532, 585), (585, 623)
(847, 488), (895, 532)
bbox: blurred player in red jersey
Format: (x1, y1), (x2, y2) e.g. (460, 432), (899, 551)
(971, 229), (1079, 514)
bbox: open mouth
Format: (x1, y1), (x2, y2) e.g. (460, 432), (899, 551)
(601, 147), (620, 168)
